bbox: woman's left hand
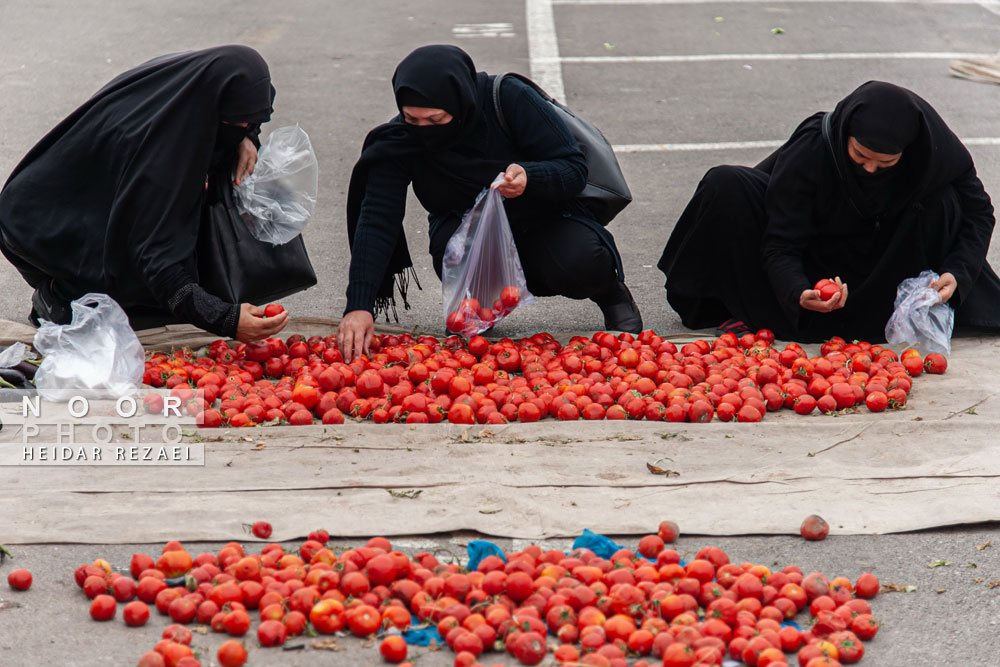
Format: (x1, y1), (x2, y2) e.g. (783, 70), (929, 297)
(496, 163), (527, 198)
(233, 137), (258, 186)
(930, 271), (958, 303)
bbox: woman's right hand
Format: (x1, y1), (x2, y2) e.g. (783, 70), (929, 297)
(337, 310), (374, 362)
(800, 277), (849, 313)
(235, 303), (289, 342)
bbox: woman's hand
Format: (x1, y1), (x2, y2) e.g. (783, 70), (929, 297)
(800, 276), (849, 312)
(235, 303), (288, 342)
(233, 137), (258, 187)
(496, 163), (527, 198)
(929, 272), (957, 303)
(337, 310), (374, 362)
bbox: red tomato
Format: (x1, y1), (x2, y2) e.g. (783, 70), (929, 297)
(500, 285), (521, 309)
(263, 303), (285, 318)
(924, 352), (947, 374)
(380, 635), (408, 663)
(90, 594), (116, 621)
(257, 618), (287, 647)
(814, 279), (840, 301)
(7, 569), (32, 591)
(252, 521), (272, 539)
(217, 639), (248, 667)
(800, 514), (829, 541)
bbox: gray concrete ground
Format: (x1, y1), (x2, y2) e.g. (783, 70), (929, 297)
(2, 527), (1000, 666)
(2, 0), (1000, 665)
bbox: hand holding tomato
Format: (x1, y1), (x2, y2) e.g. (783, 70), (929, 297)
(928, 271), (957, 303)
(495, 163), (527, 198)
(801, 277), (848, 313)
(337, 309), (374, 362)
(232, 136), (257, 187)
(236, 303), (288, 342)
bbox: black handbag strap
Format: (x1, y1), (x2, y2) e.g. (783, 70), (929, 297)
(821, 112), (846, 182)
(492, 72), (560, 139)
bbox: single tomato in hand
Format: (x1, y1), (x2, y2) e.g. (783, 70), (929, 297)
(814, 279), (840, 301)
(263, 303), (286, 318)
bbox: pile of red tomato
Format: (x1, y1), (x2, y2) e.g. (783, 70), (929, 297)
(67, 523), (881, 667)
(447, 285), (523, 337)
(142, 318), (948, 427)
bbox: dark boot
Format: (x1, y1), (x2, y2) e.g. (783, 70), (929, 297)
(593, 282), (643, 334)
(30, 280), (73, 325)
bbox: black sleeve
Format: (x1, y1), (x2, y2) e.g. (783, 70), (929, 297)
(761, 136), (820, 325)
(344, 160), (412, 314)
(498, 78), (588, 200)
(166, 280), (241, 338)
(939, 167), (995, 303)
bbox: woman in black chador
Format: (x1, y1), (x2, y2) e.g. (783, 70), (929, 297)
(659, 81), (1000, 342)
(0, 45), (288, 342)
(337, 45), (642, 360)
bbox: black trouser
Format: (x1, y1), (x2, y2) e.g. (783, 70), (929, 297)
(1, 229), (179, 330)
(429, 213), (622, 301)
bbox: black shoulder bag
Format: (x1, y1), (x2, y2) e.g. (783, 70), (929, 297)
(197, 174), (318, 304)
(492, 72), (632, 226)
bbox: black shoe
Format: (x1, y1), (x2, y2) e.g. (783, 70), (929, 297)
(716, 318), (751, 337)
(594, 282), (643, 334)
(30, 280), (73, 325)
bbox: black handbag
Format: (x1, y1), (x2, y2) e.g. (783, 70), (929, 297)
(492, 72), (633, 225)
(197, 175), (318, 304)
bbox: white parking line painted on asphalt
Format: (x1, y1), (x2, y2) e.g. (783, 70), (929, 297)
(452, 23), (516, 38)
(550, 51), (986, 64)
(526, 0), (567, 101)
(555, 0), (992, 5)
(614, 137), (1000, 152)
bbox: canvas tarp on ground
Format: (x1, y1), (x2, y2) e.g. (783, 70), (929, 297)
(0, 318), (997, 544)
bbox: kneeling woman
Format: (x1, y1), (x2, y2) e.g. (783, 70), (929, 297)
(338, 45), (641, 360)
(659, 81), (1000, 342)
(0, 45), (288, 342)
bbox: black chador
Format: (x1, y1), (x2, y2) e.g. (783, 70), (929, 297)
(659, 81), (1000, 342)
(0, 45), (275, 337)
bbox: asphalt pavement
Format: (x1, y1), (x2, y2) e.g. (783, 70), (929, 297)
(2, 1), (1000, 665)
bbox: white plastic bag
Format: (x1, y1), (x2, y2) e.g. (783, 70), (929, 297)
(235, 125), (318, 245)
(33, 293), (145, 401)
(441, 174), (535, 337)
(884, 270), (955, 355)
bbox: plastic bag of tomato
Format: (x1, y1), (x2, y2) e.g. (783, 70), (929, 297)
(142, 313), (947, 428)
(62, 524), (881, 667)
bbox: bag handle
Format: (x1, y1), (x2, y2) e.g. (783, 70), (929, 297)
(492, 73), (513, 138)
(492, 72), (562, 139)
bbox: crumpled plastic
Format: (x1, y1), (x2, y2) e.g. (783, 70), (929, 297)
(572, 528), (629, 560)
(235, 125), (318, 245)
(0, 342), (31, 368)
(32, 293), (145, 401)
(467, 539), (507, 571)
(885, 269), (954, 355)
(401, 625), (443, 646)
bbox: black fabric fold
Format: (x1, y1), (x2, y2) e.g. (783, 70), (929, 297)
(0, 45), (275, 330)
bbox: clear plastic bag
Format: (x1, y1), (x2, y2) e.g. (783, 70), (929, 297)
(441, 174), (534, 337)
(234, 125), (318, 246)
(884, 270), (955, 355)
(33, 293), (146, 401)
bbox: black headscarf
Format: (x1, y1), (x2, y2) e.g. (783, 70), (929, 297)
(0, 45), (275, 307)
(825, 81), (973, 218)
(346, 45), (509, 320)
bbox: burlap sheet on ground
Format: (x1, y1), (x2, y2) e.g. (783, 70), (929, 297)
(1, 321), (997, 544)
